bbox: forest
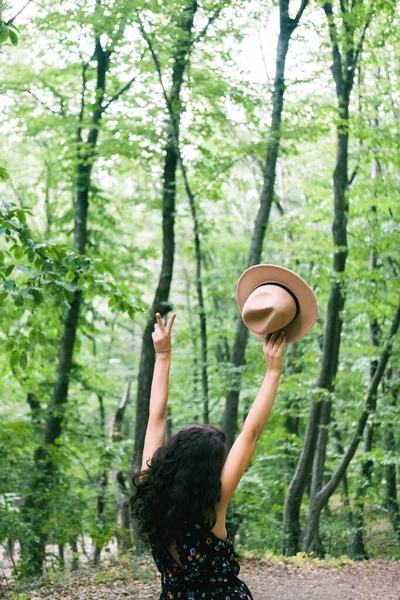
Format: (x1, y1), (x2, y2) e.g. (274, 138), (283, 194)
(0, 0), (399, 592)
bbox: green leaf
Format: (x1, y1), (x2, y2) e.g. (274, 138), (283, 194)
(4, 279), (16, 290)
(63, 290), (74, 303)
(19, 352), (28, 370)
(32, 289), (44, 305)
(5, 264), (14, 277)
(37, 331), (46, 344)
(10, 351), (19, 368)
(66, 271), (75, 282)
(60, 282), (76, 293)
(16, 210), (26, 224)
(94, 261), (105, 274)
(0, 25), (9, 44)
(108, 295), (117, 308)
(79, 258), (91, 269)
(9, 29), (18, 46)
(14, 246), (25, 259)
(5, 339), (15, 352)
(0, 166), (9, 180)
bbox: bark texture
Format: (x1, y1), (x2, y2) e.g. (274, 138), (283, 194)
(301, 299), (400, 551)
(350, 156), (381, 558)
(21, 36), (111, 576)
(384, 369), (400, 544)
(223, 0), (309, 450)
(283, 0), (372, 554)
(131, 0), (199, 478)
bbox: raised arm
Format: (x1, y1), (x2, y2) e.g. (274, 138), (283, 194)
(140, 312), (176, 473)
(214, 331), (286, 532)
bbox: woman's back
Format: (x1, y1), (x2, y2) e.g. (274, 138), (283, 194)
(131, 313), (287, 600)
(152, 522), (253, 600)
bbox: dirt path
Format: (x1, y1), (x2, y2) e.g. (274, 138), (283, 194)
(3, 558), (400, 600)
(241, 558), (400, 600)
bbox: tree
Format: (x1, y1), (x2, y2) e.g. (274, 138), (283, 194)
(20, 1), (137, 575)
(223, 0), (309, 449)
(131, 0), (227, 475)
(283, 0), (394, 555)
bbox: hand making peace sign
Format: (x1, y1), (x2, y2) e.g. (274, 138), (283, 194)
(152, 312), (177, 354)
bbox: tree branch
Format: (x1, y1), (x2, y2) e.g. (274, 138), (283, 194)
(77, 61), (90, 145)
(353, 5), (374, 72)
(317, 298), (400, 505)
(191, 2), (225, 44)
(323, 2), (345, 96)
(5, 0), (33, 25)
(102, 74), (137, 112)
(5, 85), (65, 117)
(195, 155), (247, 199)
(293, 0), (309, 28)
(348, 162), (359, 185)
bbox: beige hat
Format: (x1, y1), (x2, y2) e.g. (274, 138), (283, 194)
(237, 264), (317, 343)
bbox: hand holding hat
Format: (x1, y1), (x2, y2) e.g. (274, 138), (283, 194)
(237, 264), (317, 343)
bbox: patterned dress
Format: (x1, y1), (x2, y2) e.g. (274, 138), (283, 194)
(151, 523), (253, 600)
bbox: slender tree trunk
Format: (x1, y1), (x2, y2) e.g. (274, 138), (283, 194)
(58, 544), (65, 571)
(300, 300), (400, 552)
(44, 159), (53, 237)
(384, 368), (400, 544)
(110, 380), (132, 551)
(182, 262), (200, 416)
(92, 395), (108, 566)
(131, 1), (199, 478)
(350, 155), (381, 558)
(183, 180), (209, 423)
(302, 99), (349, 552)
(284, 0), (372, 554)
(223, 0), (309, 449)
(331, 417), (353, 528)
(140, 5), (212, 425)
(21, 37), (110, 576)
(70, 537), (79, 571)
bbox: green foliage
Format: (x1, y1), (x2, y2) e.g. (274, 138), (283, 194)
(0, 0), (399, 580)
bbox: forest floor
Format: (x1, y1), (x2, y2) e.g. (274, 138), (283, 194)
(2, 555), (400, 600)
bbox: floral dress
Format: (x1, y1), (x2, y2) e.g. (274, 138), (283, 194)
(151, 523), (253, 600)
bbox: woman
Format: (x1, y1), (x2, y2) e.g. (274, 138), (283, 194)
(131, 312), (286, 600)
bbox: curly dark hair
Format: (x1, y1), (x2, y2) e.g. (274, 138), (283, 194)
(130, 424), (227, 551)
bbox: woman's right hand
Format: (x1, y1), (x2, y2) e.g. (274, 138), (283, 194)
(263, 330), (286, 373)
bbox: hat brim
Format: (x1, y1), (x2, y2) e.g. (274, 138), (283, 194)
(237, 264), (318, 343)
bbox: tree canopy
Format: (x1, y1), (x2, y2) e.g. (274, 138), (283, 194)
(0, 0), (399, 580)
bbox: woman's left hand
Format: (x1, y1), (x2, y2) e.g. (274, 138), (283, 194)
(152, 312), (177, 354)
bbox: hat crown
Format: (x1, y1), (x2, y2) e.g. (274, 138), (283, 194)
(242, 284), (297, 336)
(236, 264), (318, 343)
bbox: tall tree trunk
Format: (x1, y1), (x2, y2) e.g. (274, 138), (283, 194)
(384, 368), (400, 544)
(70, 538), (79, 571)
(21, 37), (110, 577)
(283, 0), (372, 554)
(130, 6), (198, 545)
(350, 153), (381, 558)
(331, 417), (354, 528)
(92, 395), (108, 566)
(138, 2), (217, 428)
(110, 380), (132, 551)
(300, 301), (400, 552)
(182, 177), (209, 423)
(131, 1), (199, 479)
(182, 262), (200, 416)
(223, 0), (309, 450)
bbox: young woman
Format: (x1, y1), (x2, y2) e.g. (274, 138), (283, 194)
(131, 312), (286, 600)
